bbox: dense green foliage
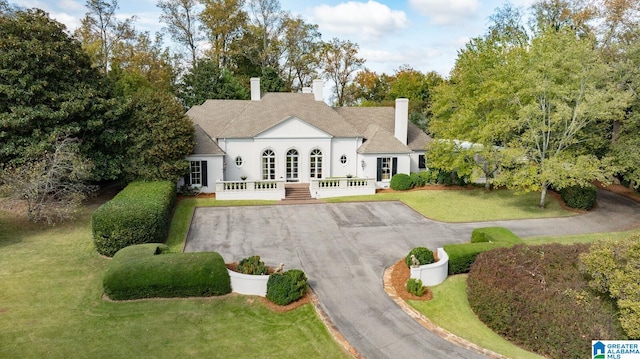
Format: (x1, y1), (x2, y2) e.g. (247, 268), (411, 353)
(445, 227), (523, 274)
(122, 90), (194, 181)
(405, 247), (435, 267)
(0, 9), (125, 180)
(177, 58), (249, 108)
(390, 173), (412, 191)
(580, 234), (640, 338)
(103, 243), (231, 300)
(266, 269), (308, 306)
(468, 244), (625, 359)
(237, 255), (268, 275)
(92, 181), (176, 257)
(558, 184), (598, 210)
(429, 3), (635, 208)
(405, 278), (426, 296)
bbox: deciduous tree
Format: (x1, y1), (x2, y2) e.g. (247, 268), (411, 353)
(158, 0), (201, 66)
(74, 0), (136, 74)
(320, 38), (365, 106)
(0, 137), (96, 224)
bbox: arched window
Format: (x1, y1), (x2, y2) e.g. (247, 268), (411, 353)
(286, 149), (299, 182)
(262, 149), (276, 180)
(310, 149), (323, 179)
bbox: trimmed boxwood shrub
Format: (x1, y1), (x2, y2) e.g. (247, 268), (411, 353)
(103, 243), (231, 300)
(390, 173), (412, 190)
(237, 255), (268, 275)
(406, 278), (426, 296)
(444, 227), (523, 274)
(92, 181), (176, 257)
(558, 184), (597, 210)
(409, 172), (425, 188)
(405, 247), (435, 267)
(266, 269), (308, 306)
(468, 244), (624, 359)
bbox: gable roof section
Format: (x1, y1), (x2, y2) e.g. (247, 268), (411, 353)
(335, 107), (433, 153)
(356, 124), (411, 154)
(190, 93), (360, 138)
(192, 124), (225, 155)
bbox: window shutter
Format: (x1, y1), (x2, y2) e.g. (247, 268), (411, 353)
(376, 158), (382, 181)
(184, 162), (191, 186)
(392, 157), (398, 176)
(201, 161), (208, 187)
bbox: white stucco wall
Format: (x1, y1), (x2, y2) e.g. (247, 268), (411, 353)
(179, 155), (223, 193)
(410, 151), (427, 174)
(330, 138), (361, 178)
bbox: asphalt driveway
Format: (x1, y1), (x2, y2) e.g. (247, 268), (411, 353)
(184, 189), (640, 359)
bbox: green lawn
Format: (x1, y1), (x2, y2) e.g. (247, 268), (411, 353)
(0, 203), (348, 359)
(324, 188), (573, 222)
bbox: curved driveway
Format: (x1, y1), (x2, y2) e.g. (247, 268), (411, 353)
(184, 190), (640, 359)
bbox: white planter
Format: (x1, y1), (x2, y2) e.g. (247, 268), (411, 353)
(409, 248), (449, 286)
(227, 269), (269, 296)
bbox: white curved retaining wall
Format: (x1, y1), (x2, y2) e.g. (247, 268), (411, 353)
(409, 248), (449, 286)
(227, 269), (269, 296)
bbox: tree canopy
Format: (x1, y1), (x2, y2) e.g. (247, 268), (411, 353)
(0, 8), (126, 180)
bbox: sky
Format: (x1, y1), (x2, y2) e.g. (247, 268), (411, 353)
(16, 0), (536, 77)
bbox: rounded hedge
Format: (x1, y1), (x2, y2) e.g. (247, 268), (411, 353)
(390, 173), (412, 191)
(558, 184), (597, 210)
(266, 269), (308, 306)
(103, 243), (231, 300)
(405, 247), (435, 268)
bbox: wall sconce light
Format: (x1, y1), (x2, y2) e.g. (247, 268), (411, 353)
(361, 159), (366, 170)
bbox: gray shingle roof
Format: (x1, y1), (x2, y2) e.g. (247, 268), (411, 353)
(191, 93), (360, 138)
(187, 93), (433, 154)
(335, 107), (432, 153)
(193, 124), (225, 155)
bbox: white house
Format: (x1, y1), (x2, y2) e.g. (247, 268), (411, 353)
(179, 78), (432, 200)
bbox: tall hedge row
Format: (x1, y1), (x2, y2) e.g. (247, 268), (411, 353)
(103, 243), (231, 300)
(92, 181), (176, 257)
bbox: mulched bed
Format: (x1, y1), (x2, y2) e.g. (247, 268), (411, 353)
(389, 259), (433, 301)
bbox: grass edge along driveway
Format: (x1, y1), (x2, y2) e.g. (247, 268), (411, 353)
(324, 188), (573, 222)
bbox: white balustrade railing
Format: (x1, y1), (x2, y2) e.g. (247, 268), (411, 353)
(215, 180), (285, 200)
(310, 178), (376, 198)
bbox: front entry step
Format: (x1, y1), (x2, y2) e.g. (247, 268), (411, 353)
(283, 184), (315, 202)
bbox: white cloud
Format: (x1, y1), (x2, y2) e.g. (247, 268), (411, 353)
(312, 1), (408, 41)
(57, 0), (84, 12)
(408, 0), (480, 26)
